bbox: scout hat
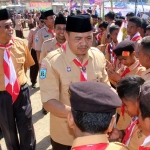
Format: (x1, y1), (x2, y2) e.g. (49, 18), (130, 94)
(139, 81), (150, 110)
(54, 13), (66, 26)
(113, 40), (135, 57)
(69, 81), (122, 113)
(0, 9), (10, 21)
(42, 9), (55, 19)
(66, 14), (93, 32)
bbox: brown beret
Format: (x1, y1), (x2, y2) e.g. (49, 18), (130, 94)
(113, 40), (135, 57)
(69, 81), (122, 113)
(139, 81), (150, 109)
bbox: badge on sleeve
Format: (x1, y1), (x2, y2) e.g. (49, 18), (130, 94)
(35, 37), (39, 43)
(40, 68), (47, 79)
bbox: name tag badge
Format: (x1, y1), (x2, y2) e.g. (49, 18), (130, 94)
(35, 37), (38, 43)
(40, 68), (47, 79)
(44, 35), (49, 38)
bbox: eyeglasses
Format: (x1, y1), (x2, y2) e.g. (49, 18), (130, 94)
(0, 24), (14, 29)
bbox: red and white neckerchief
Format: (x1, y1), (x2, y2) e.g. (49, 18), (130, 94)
(1, 42), (20, 104)
(122, 117), (139, 146)
(139, 136), (150, 150)
(73, 58), (88, 81)
(121, 61), (140, 78)
(131, 32), (142, 42)
(48, 29), (55, 37)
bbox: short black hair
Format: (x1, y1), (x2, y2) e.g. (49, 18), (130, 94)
(109, 25), (119, 34)
(141, 19), (149, 33)
(126, 12), (135, 17)
(98, 17), (102, 20)
(139, 100), (150, 120)
(141, 36), (150, 54)
(107, 33), (110, 39)
(99, 21), (108, 29)
(117, 76), (145, 101)
(129, 16), (142, 28)
(115, 19), (122, 27)
(105, 11), (116, 20)
(72, 110), (114, 134)
(146, 25), (150, 31)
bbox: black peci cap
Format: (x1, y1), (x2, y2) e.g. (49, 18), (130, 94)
(42, 9), (55, 19)
(0, 9), (10, 21)
(54, 13), (66, 26)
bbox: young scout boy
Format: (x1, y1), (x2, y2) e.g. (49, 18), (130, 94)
(39, 14), (110, 150)
(127, 16), (142, 56)
(107, 40), (145, 88)
(39, 13), (66, 64)
(109, 76), (146, 150)
(35, 10), (55, 62)
(138, 36), (150, 81)
(67, 81), (128, 150)
(138, 81), (150, 150)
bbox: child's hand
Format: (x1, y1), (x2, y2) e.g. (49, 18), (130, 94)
(107, 70), (121, 82)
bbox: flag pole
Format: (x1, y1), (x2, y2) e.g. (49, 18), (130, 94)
(110, 0), (113, 11)
(102, 1), (104, 20)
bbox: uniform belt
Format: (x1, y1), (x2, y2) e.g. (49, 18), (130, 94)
(0, 83), (28, 93)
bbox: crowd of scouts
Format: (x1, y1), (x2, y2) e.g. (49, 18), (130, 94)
(0, 5), (150, 150)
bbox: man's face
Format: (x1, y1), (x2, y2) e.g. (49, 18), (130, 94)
(117, 53), (135, 67)
(0, 19), (13, 42)
(110, 29), (119, 42)
(44, 15), (55, 27)
(54, 24), (66, 41)
(145, 30), (150, 36)
(138, 45), (149, 68)
(122, 98), (139, 117)
(127, 21), (139, 37)
(65, 31), (93, 55)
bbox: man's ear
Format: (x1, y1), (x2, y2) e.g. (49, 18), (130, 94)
(67, 111), (75, 129)
(64, 31), (69, 42)
(107, 115), (116, 133)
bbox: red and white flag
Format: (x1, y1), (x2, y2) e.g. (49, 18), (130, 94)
(2, 43), (20, 103)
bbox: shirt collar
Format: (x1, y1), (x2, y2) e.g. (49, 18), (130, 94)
(65, 43), (93, 63)
(53, 37), (57, 45)
(128, 60), (139, 71)
(44, 25), (49, 32)
(72, 134), (109, 148)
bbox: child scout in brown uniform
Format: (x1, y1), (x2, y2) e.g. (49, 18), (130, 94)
(28, 15), (45, 88)
(138, 81), (150, 150)
(39, 13), (66, 64)
(39, 14), (110, 150)
(67, 81), (128, 150)
(109, 76), (146, 150)
(138, 36), (150, 81)
(0, 9), (35, 150)
(107, 40), (145, 130)
(35, 9), (55, 62)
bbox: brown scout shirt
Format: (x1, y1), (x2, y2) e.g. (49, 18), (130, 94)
(39, 43), (110, 146)
(39, 37), (62, 64)
(72, 134), (129, 150)
(116, 60), (146, 130)
(35, 25), (54, 51)
(27, 26), (40, 50)
(0, 37), (34, 91)
(142, 68), (150, 81)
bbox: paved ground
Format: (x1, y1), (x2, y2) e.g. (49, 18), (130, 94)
(0, 28), (52, 150)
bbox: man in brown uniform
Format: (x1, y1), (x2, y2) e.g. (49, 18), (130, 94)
(0, 9), (35, 150)
(28, 15), (44, 88)
(68, 81), (128, 150)
(39, 14), (110, 150)
(39, 13), (66, 64)
(35, 9), (55, 62)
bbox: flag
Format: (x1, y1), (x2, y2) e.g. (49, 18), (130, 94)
(70, 0), (73, 8)
(89, 0), (95, 4)
(71, 2), (78, 9)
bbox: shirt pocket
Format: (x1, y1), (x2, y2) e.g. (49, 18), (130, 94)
(89, 72), (102, 82)
(15, 57), (25, 75)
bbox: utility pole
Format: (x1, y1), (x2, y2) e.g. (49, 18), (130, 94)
(135, 0), (138, 15)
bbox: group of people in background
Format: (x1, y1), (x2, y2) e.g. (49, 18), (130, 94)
(1, 5), (150, 150)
